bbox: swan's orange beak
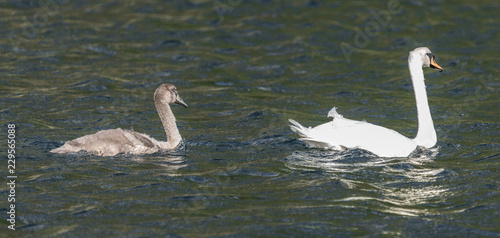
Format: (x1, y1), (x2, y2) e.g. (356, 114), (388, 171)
(430, 56), (443, 72)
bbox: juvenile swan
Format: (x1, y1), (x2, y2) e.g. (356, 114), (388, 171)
(51, 83), (188, 156)
(289, 47), (444, 157)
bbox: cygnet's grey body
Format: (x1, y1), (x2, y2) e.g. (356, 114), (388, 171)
(51, 83), (187, 156)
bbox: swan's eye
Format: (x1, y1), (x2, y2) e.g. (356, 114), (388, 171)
(426, 53), (434, 61)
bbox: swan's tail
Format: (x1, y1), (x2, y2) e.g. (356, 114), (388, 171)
(289, 107), (342, 137)
(289, 119), (338, 150)
(50, 145), (74, 154)
(288, 119), (310, 138)
(50, 141), (82, 154)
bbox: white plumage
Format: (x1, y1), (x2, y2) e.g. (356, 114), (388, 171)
(289, 47), (444, 157)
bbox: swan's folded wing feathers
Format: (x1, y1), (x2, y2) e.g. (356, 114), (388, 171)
(327, 107), (343, 119)
(123, 129), (156, 148)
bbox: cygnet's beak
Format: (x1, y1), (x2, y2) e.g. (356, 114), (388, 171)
(175, 94), (188, 108)
(430, 56), (443, 72)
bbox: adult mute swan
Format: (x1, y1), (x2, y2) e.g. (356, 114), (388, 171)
(51, 83), (188, 156)
(289, 47), (443, 157)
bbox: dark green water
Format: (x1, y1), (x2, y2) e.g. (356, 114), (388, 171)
(1, 0), (499, 237)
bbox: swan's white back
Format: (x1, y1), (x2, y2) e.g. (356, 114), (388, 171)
(290, 110), (417, 157)
(289, 47), (443, 157)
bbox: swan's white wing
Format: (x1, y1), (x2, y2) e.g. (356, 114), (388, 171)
(290, 109), (417, 157)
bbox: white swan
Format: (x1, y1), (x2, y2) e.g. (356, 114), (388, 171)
(51, 83), (188, 156)
(289, 47), (443, 157)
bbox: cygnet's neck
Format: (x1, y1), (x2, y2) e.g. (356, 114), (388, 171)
(155, 102), (182, 149)
(409, 57), (437, 148)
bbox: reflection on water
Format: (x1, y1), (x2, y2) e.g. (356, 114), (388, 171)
(131, 155), (187, 173)
(285, 148), (458, 216)
(285, 147), (439, 172)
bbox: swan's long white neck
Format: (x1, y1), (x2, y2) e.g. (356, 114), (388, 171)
(409, 57), (436, 148)
(155, 102), (182, 149)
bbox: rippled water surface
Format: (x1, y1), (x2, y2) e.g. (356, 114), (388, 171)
(1, 0), (499, 237)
